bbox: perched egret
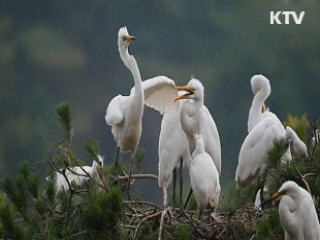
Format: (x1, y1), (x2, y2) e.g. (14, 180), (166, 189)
(54, 155), (104, 192)
(272, 181), (320, 240)
(175, 78), (221, 209)
(134, 76), (190, 207)
(138, 76), (221, 207)
(105, 27), (144, 194)
(235, 75), (291, 188)
(190, 135), (220, 219)
(175, 78), (221, 175)
(285, 126), (308, 159)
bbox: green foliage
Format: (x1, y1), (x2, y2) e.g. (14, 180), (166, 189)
(175, 224), (192, 240)
(85, 138), (101, 161)
(284, 114), (309, 142)
(219, 183), (257, 214)
(56, 103), (72, 142)
(83, 187), (123, 237)
(135, 147), (146, 173)
(257, 209), (282, 240)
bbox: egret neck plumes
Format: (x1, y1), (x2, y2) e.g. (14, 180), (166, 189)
(248, 74), (271, 132)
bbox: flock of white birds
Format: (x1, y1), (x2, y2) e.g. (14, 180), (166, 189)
(54, 27), (320, 239)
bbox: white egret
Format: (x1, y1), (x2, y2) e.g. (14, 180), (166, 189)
(272, 181), (320, 240)
(138, 76), (221, 207)
(134, 76), (190, 207)
(55, 155), (104, 192)
(105, 27), (144, 193)
(235, 75), (291, 188)
(190, 134), (220, 219)
(175, 78), (221, 175)
(175, 78), (221, 209)
(285, 126), (308, 159)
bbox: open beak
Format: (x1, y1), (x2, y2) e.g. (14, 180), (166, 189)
(175, 86), (195, 101)
(125, 35), (136, 44)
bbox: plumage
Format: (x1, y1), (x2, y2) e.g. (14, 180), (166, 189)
(54, 155), (104, 192)
(105, 26), (144, 153)
(236, 74), (291, 188)
(285, 126), (308, 159)
(177, 78), (221, 175)
(272, 181), (320, 240)
(190, 135), (220, 210)
(140, 76), (221, 206)
(139, 76), (190, 206)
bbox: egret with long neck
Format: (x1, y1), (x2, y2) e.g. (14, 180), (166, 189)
(105, 27), (144, 198)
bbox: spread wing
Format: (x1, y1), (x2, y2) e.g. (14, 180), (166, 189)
(131, 76), (178, 114)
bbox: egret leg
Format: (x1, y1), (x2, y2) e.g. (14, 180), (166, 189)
(259, 186), (265, 210)
(179, 158), (183, 207)
(207, 207), (214, 223)
(114, 147), (120, 174)
(183, 188), (193, 210)
(163, 187), (168, 208)
(114, 147), (120, 167)
(172, 168), (177, 208)
(127, 150), (136, 201)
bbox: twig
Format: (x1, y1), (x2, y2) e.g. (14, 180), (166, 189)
(181, 209), (208, 239)
(158, 208), (169, 240)
(118, 174), (158, 182)
(124, 200), (161, 209)
(121, 224), (137, 230)
(133, 210), (162, 240)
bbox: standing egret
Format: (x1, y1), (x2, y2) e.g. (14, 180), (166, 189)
(271, 181), (320, 240)
(235, 75), (291, 188)
(54, 155), (104, 192)
(105, 27), (144, 195)
(190, 134), (220, 220)
(138, 76), (221, 207)
(285, 126), (308, 159)
(175, 78), (221, 209)
(175, 78), (221, 175)
(134, 76), (191, 207)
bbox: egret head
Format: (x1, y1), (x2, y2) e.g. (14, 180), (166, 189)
(93, 155), (104, 181)
(251, 74), (271, 97)
(118, 26), (136, 49)
(175, 78), (204, 101)
(271, 181), (299, 201)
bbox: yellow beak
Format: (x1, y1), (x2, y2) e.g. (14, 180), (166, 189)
(125, 35), (136, 44)
(175, 86), (195, 101)
(271, 191), (285, 201)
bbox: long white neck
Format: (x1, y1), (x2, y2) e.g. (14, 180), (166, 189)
(119, 45), (144, 104)
(248, 92), (264, 131)
(192, 135), (205, 159)
(248, 76), (270, 132)
(180, 99), (202, 153)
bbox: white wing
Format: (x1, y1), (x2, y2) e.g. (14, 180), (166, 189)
(200, 106), (222, 174)
(236, 115), (285, 187)
(131, 76), (178, 114)
(105, 95), (125, 125)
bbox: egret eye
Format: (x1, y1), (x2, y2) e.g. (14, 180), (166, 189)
(122, 36), (127, 42)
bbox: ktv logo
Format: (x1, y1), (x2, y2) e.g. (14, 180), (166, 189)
(270, 11), (305, 24)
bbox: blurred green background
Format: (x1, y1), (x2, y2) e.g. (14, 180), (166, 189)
(1, 0), (319, 202)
